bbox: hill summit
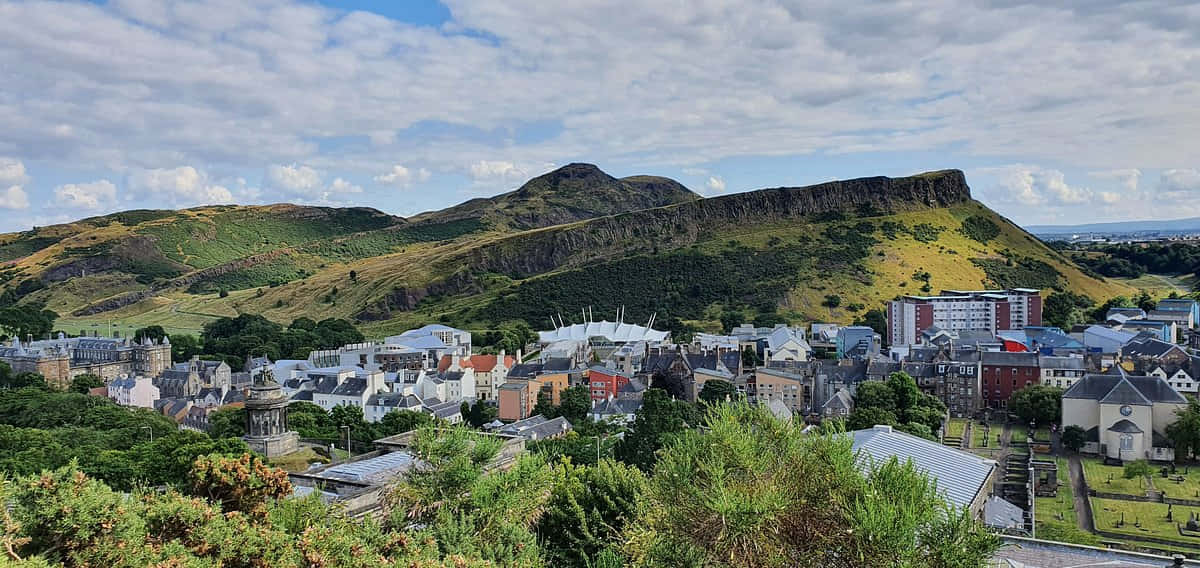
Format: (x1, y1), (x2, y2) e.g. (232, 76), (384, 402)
(411, 162), (698, 230)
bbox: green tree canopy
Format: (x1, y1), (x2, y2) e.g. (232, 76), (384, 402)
(615, 389), (698, 471)
(624, 403), (998, 567)
(698, 379), (739, 406)
(1061, 424), (1087, 453)
(1166, 398), (1200, 461)
(68, 374), (105, 394)
(1009, 385), (1063, 426)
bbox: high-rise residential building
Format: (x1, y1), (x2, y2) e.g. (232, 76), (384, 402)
(887, 288), (1042, 347)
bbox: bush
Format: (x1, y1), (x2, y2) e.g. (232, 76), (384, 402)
(959, 215), (1001, 244)
(822, 294), (842, 308)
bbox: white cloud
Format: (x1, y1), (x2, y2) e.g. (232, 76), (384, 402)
(328, 177), (363, 194)
(374, 164), (430, 188)
(266, 164), (323, 195)
(0, 186), (29, 210)
(54, 180), (117, 211)
(469, 160), (524, 182)
(681, 167), (708, 176)
(0, 158), (28, 187)
(129, 166), (233, 205)
(1089, 168), (1142, 192)
(981, 165), (1095, 207)
(704, 176), (728, 195)
(1158, 168), (1200, 201)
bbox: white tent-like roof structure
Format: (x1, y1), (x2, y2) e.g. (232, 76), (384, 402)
(538, 320), (669, 344)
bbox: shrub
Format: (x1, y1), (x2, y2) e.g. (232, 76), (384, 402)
(959, 215), (1001, 244)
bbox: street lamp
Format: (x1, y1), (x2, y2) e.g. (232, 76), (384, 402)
(140, 426), (153, 443)
(341, 425), (352, 458)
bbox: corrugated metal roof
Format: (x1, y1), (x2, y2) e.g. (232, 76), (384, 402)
(850, 425), (996, 511)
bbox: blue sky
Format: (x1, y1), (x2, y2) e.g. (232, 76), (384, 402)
(0, 0), (1198, 231)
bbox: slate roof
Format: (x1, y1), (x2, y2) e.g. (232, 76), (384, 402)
(816, 360), (868, 383)
(1062, 372), (1187, 404)
(499, 415), (573, 440)
(1038, 356), (1086, 370)
(1122, 337), (1183, 358)
(507, 363), (543, 379)
(1098, 379), (1152, 406)
(1107, 307), (1147, 319)
(543, 357), (574, 372)
(1108, 419), (1144, 434)
(822, 388), (853, 411)
(984, 496), (1026, 531)
(366, 392), (422, 409)
(1083, 325), (1136, 346)
(593, 397), (641, 416)
(290, 390), (313, 402)
(330, 378), (368, 397)
(981, 351), (1040, 367)
(588, 365), (633, 378)
(851, 425), (997, 511)
(640, 353), (680, 374)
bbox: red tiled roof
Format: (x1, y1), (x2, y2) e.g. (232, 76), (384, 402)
(437, 354), (515, 373)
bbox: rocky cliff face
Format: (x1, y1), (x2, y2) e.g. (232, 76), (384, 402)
(450, 170), (971, 278)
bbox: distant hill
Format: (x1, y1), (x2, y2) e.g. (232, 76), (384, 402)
(1027, 217), (1200, 235)
(409, 162), (699, 230)
(0, 165), (1131, 337)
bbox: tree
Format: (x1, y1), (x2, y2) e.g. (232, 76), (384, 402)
(539, 459), (646, 567)
(1135, 290), (1156, 313)
(741, 345), (762, 367)
(853, 308), (887, 337)
(1043, 291), (1095, 330)
(68, 374), (105, 394)
(1092, 295), (1134, 322)
(854, 381), (896, 413)
(169, 333), (201, 362)
(464, 399), (498, 428)
(1061, 425), (1087, 453)
(190, 453), (292, 516)
(1009, 385), (1063, 426)
(533, 391), (559, 418)
(615, 389), (698, 471)
(698, 379), (739, 406)
(1123, 459), (1153, 480)
(558, 386), (593, 424)
(132, 325), (166, 344)
(1, 371), (46, 390)
(1166, 397), (1200, 461)
(624, 402), (999, 567)
(886, 372), (921, 412)
(207, 406), (247, 439)
(846, 406), (898, 431)
(377, 409), (436, 437)
(349, 270), (358, 282)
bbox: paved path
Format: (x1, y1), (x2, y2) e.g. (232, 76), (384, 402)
(1067, 455), (1096, 533)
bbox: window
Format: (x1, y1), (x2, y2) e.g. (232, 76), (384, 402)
(1120, 434), (1133, 451)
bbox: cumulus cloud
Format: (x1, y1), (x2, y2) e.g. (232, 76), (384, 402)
(54, 180), (117, 211)
(469, 160), (525, 182)
(0, 186), (29, 210)
(128, 166), (233, 205)
(1158, 169), (1200, 201)
(0, 158), (30, 210)
(374, 164), (430, 188)
(328, 177), (363, 195)
(982, 165), (1095, 207)
(704, 176), (728, 195)
(266, 164), (323, 195)
(1089, 168), (1142, 192)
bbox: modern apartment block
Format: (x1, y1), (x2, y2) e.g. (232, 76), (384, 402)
(887, 288), (1042, 346)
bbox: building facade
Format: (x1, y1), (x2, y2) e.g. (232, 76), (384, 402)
(981, 351), (1041, 408)
(887, 288), (1042, 347)
(0, 335), (171, 389)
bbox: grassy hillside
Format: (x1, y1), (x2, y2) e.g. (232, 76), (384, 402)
(12, 166), (1134, 338)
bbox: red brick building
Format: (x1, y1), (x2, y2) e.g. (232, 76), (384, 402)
(588, 366), (632, 401)
(981, 351), (1041, 408)
(887, 288), (1043, 346)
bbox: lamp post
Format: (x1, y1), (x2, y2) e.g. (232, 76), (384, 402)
(140, 425), (153, 443)
(341, 425), (352, 458)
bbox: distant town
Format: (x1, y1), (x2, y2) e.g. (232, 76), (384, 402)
(8, 282), (1200, 563)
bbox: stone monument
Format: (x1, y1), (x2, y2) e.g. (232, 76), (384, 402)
(243, 370), (299, 458)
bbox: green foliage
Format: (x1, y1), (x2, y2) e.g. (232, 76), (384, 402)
(1008, 385), (1063, 426)
(0, 234), (65, 263)
(0, 304), (58, 341)
(821, 294), (842, 308)
(1123, 459), (1153, 480)
(907, 222), (944, 243)
(624, 402), (999, 567)
(853, 381), (896, 412)
(698, 379), (739, 406)
(207, 406), (246, 439)
(1068, 242), (1200, 278)
(849, 373), (946, 437)
(1043, 291), (1095, 329)
(474, 321), (537, 355)
(168, 333), (202, 361)
(464, 399), (499, 428)
(971, 255), (1063, 290)
(132, 325), (166, 344)
(539, 459), (646, 568)
(187, 255), (313, 293)
(615, 389), (699, 471)
(741, 345), (762, 367)
(304, 218), (485, 262)
(1166, 398), (1200, 461)
(67, 374), (104, 394)
(958, 215), (1001, 244)
(1061, 424), (1087, 453)
(0, 388), (248, 490)
(853, 308), (887, 336)
(200, 313), (363, 369)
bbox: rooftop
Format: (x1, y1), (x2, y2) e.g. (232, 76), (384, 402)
(850, 424), (997, 511)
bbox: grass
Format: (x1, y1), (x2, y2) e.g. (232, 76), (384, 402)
(1091, 497), (1200, 547)
(1082, 459), (1149, 496)
(1114, 273), (1196, 296)
(1010, 425), (1030, 444)
(946, 418), (968, 439)
(971, 422), (994, 449)
(1153, 466), (1200, 502)
(1035, 457), (1100, 545)
(269, 447), (330, 473)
